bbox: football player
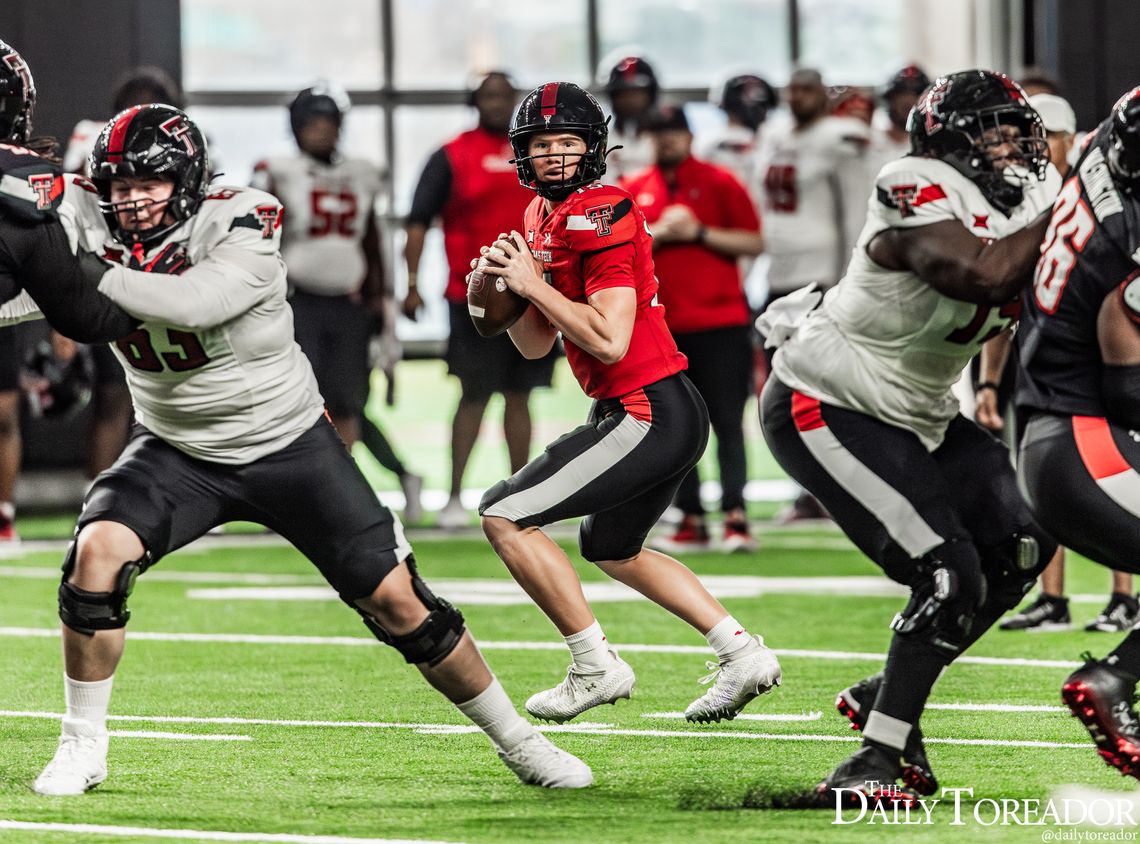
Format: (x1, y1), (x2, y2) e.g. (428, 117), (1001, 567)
(598, 54), (660, 183)
(251, 83), (384, 448)
(476, 82), (781, 726)
(28, 104), (592, 795)
(0, 40), (137, 342)
(1015, 87), (1140, 778)
(758, 70), (1060, 803)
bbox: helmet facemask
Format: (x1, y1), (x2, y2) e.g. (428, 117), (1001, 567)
(510, 126), (608, 201)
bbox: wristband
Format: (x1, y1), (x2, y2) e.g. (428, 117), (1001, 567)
(406, 272), (418, 290)
(977, 381), (1000, 393)
(695, 226), (708, 245)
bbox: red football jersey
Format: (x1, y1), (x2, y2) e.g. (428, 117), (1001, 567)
(522, 183), (687, 399)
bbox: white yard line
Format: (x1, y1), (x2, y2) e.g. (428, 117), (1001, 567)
(0, 627), (1084, 669)
(0, 709), (1088, 750)
(0, 821), (460, 844)
(108, 730), (252, 741)
(642, 711), (824, 722)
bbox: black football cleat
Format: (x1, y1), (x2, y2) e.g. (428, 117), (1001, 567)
(1062, 653), (1140, 778)
(814, 745), (918, 809)
(836, 673), (939, 796)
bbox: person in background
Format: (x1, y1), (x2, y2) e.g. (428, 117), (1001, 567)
(978, 91), (1138, 632)
(622, 104), (763, 552)
(868, 65), (931, 177)
(598, 53), (660, 183)
(696, 73), (777, 191)
(755, 67), (870, 522)
(402, 71), (554, 529)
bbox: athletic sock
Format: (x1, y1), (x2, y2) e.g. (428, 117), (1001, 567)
(565, 621), (610, 673)
(1106, 629), (1140, 681)
(456, 678), (534, 752)
(64, 674), (114, 731)
(863, 633), (945, 751)
(705, 615), (754, 662)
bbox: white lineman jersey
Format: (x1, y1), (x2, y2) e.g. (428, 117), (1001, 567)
(773, 155), (1061, 450)
(59, 175), (326, 464)
(251, 154), (381, 296)
(755, 116), (871, 293)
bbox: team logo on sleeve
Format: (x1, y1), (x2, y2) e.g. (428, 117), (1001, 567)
(254, 205), (282, 238)
(585, 204), (614, 237)
(27, 173), (60, 210)
(888, 184), (918, 218)
(159, 115), (199, 156)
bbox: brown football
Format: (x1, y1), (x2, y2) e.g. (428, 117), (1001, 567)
(467, 252), (529, 337)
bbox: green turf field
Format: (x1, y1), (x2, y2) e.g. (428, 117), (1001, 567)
(3, 525), (1139, 843)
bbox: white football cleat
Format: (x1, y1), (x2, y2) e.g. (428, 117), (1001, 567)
(399, 473), (424, 525)
(525, 650), (635, 723)
(437, 497), (469, 530)
(497, 732), (594, 788)
(684, 635), (782, 723)
(33, 717), (109, 796)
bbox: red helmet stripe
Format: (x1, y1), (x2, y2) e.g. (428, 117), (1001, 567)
(105, 105), (145, 164)
(540, 83), (559, 118)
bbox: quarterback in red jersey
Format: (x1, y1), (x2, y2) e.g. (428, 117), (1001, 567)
(477, 82), (780, 726)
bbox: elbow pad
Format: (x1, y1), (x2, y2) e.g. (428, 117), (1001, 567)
(1102, 364), (1140, 428)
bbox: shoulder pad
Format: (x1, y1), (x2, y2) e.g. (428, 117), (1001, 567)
(874, 158), (960, 222)
(562, 187), (640, 250)
(208, 186), (283, 240)
(0, 144), (64, 222)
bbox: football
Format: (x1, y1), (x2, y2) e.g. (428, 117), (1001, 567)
(467, 248), (529, 337)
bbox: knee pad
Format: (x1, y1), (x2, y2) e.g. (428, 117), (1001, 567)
(58, 543), (152, 635)
(982, 527), (1054, 611)
(360, 557), (466, 667)
(890, 539), (985, 658)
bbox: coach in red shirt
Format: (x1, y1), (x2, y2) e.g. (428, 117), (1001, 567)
(623, 104), (764, 552)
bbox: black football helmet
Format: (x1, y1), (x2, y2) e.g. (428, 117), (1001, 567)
(509, 82), (610, 201)
(0, 40), (35, 144)
(289, 82), (351, 140)
(883, 64), (931, 100)
(1107, 86), (1140, 189)
(718, 74), (777, 131)
(908, 70), (1048, 213)
(603, 55), (659, 101)
(90, 104), (210, 246)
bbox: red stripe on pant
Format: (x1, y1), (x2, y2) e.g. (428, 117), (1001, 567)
(1073, 415), (1131, 480)
(791, 390), (825, 432)
(620, 388), (652, 423)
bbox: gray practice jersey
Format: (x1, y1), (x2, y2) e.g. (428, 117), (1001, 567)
(773, 155), (1060, 450)
(60, 176), (326, 464)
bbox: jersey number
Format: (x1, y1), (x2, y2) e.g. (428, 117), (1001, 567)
(1033, 179), (1095, 314)
(116, 329), (210, 373)
(944, 300), (1021, 345)
(764, 165), (797, 213)
(308, 189), (358, 237)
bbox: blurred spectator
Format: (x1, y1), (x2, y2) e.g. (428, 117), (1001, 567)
(252, 82), (385, 452)
(599, 53), (660, 182)
(696, 73), (778, 190)
(624, 105), (763, 551)
(868, 64), (930, 176)
(401, 71), (554, 529)
(754, 67), (868, 522)
(1019, 67), (1063, 97)
(830, 87), (875, 125)
(62, 67), (183, 477)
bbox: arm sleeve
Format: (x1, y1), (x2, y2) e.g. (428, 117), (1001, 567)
(872, 167), (959, 230)
(582, 242), (636, 297)
(3, 216), (138, 341)
(406, 148), (452, 226)
(97, 200), (284, 330)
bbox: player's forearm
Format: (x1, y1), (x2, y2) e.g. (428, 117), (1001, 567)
(403, 224), (427, 277)
(99, 251), (276, 329)
(703, 227), (763, 258)
(526, 283), (630, 364)
(506, 304), (557, 359)
(965, 214), (1051, 304)
(979, 330), (1012, 384)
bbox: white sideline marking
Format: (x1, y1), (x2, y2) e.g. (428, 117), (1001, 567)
(0, 821), (459, 844)
(0, 566), (323, 585)
(183, 575), (909, 605)
(108, 730), (252, 741)
(927, 702), (1066, 713)
(0, 627), (1084, 669)
(643, 711), (824, 722)
(0, 710), (1088, 750)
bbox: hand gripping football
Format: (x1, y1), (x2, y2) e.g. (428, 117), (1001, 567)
(467, 247), (529, 338)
